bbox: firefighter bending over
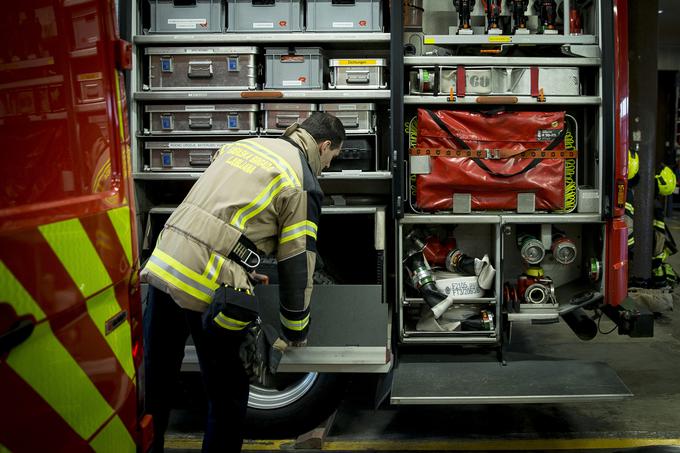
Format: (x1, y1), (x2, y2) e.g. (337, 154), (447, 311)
(140, 113), (345, 452)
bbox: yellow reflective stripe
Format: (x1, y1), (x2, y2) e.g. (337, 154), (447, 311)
(39, 219), (112, 298)
(146, 261), (213, 304)
(239, 140), (301, 187)
(0, 442), (10, 453)
(7, 322), (113, 440)
(218, 143), (234, 156)
(280, 220), (319, 244)
(280, 229), (317, 245)
(230, 174), (291, 229)
(153, 248), (219, 292)
(0, 261), (46, 321)
(281, 220), (318, 234)
(280, 313), (310, 331)
(214, 312), (250, 331)
(653, 220), (665, 229)
(89, 415), (135, 453)
(113, 71), (125, 144)
(625, 203), (634, 214)
(107, 206), (133, 266)
(628, 238), (635, 246)
(203, 253), (227, 282)
(87, 288), (135, 381)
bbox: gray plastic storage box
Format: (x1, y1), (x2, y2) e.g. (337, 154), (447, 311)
(146, 47), (258, 90)
(261, 103), (317, 133)
(149, 0), (225, 33)
(319, 103), (376, 134)
(265, 48), (323, 90)
(146, 141), (230, 171)
(145, 104), (258, 135)
(306, 0), (382, 32)
(329, 58), (387, 89)
(227, 0), (302, 33)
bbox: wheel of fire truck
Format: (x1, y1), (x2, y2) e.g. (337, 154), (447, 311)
(245, 372), (347, 438)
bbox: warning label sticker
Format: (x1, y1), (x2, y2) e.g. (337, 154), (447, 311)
(168, 18), (207, 29)
(537, 129), (562, 141)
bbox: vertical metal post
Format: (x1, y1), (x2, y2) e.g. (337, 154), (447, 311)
(390, 0), (404, 218)
(629, 0), (659, 280)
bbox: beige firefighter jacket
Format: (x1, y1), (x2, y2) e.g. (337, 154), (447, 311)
(141, 124), (323, 341)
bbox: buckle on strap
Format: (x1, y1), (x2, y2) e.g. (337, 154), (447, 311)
(230, 236), (261, 270)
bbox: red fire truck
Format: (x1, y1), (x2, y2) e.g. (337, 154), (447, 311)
(0, 0), (152, 450)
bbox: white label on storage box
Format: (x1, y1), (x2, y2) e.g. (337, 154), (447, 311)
(253, 22), (275, 29)
(333, 22), (354, 28)
(168, 18), (207, 29)
(337, 104), (358, 110)
(185, 105), (215, 111)
(282, 80), (303, 87)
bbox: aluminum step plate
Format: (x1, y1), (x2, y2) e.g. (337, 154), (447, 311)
(391, 360), (632, 405)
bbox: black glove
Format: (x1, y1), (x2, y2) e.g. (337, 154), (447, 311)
(239, 321), (288, 385)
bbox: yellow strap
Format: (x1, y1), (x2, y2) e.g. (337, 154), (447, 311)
(39, 219), (112, 298)
(280, 313), (310, 331)
(107, 206), (133, 266)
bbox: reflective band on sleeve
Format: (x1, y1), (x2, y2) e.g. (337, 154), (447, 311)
(628, 238), (635, 246)
(87, 288), (135, 381)
(147, 253), (216, 304)
(625, 202), (634, 214)
(280, 313), (310, 331)
(39, 219), (112, 298)
(89, 414), (136, 452)
(280, 220), (318, 244)
(230, 174), (291, 229)
(654, 220), (665, 229)
(107, 206), (133, 266)
(214, 312), (250, 331)
(239, 140), (301, 187)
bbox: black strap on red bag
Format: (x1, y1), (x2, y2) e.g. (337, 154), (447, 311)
(425, 110), (567, 179)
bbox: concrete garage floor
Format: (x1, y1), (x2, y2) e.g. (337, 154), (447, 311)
(166, 219), (680, 452)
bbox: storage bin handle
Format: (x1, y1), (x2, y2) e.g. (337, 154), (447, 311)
(252, 0), (275, 5)
(334, 113), (360, 128)
(173, 0), (196, 5)
(188, 114), (213, 129)
(188, 61), (213, 78)
(332, 0), (356, 4)
(275, 114), (300, 128)
(189, 152), (213, 166)
(346, 70), (370, 84)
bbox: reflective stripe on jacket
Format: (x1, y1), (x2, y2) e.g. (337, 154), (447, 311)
(141, 125), (323, 341)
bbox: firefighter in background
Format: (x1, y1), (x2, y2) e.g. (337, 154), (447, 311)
(140, 113), (345, 452)
(625, 150), (678, 288)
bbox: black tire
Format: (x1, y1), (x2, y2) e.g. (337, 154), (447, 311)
(244, 372), (347, 438)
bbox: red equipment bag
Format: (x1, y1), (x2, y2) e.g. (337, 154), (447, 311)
(414, 109), (575, 212)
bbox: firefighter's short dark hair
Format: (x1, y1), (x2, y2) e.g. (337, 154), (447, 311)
(300, 113), (346, 149)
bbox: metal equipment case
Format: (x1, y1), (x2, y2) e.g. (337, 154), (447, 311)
(320, 103), (376, 134)
(227, 0), (302, 32)
(146, 141), (228, 171)
(306, 0), (383, 32)
(329, 58), (387, 89)
(148, 0), (225, 33)
(265, 47), (324, 89)
(145, 104), (259, 135)
(146, 47), (258, 90)
(261, 103), (317, 133)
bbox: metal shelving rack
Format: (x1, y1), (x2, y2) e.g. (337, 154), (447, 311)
(130, 0), (394, 242)
(394, 0), (611, 345)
